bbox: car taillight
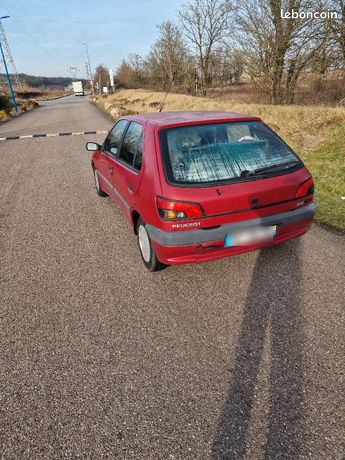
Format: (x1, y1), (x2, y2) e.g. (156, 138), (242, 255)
(296, 178), (314, 198)
(156, 196), (205, 220)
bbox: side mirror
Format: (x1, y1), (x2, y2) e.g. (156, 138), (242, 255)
(86, 142), (101, 151)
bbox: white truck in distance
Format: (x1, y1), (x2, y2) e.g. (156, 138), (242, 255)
(72, 81), (84, 96)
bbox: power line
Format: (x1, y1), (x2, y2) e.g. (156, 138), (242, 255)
(0, 0), (94, 80)
(0, 0), (71, 71)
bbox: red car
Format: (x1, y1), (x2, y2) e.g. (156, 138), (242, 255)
(87, 111), (316, 271)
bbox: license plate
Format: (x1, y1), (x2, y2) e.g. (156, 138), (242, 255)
(224, 226), (277, 247)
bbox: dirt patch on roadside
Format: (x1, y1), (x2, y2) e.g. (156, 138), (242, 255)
(302, 135), (323, 151)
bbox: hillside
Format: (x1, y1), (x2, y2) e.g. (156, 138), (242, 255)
(0, 73), (87, 89)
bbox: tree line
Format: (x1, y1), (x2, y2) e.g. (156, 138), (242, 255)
(98, 0), (345, 104)
(17, 74), (86, 89)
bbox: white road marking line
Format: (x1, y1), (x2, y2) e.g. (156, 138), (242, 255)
(46, 133), (59, 137)
(19, 135), (34, 139)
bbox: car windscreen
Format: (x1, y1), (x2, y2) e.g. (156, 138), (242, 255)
(159, 121), (301, 186)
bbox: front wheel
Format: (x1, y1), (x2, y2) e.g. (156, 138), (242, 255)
(137, 218), (166, 272)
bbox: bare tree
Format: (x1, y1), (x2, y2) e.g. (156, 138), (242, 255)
(236, 0), (326, 103)
(312, 24), (338, 79)
(147, 21), (194, 90)
(115, 54), (147, 88)
(115, 61), (137, 88)
(209, 47), (244, 85)
(327, 0), (345, 65)
(178, 0), (234, 94)
(94, 64), (110, 91)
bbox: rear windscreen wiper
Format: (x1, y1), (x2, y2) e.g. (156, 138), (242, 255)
(241, 161), (300, 177)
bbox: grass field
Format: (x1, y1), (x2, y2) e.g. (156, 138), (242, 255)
(96, 89), (345, 231)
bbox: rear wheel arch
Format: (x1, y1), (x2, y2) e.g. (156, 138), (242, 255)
(136, 217), (166, 271)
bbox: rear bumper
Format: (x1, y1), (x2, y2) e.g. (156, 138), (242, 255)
(147, 202), (316, 247)
(147, 202), (316, 265)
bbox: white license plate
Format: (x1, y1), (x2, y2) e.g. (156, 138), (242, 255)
(224, 226), (277, 247)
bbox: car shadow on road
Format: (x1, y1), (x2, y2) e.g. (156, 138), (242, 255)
(211, 240), (306, 459)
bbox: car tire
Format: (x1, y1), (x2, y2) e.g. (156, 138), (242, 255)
(93, 167), (108, 197)
(137, 218), (166, 272)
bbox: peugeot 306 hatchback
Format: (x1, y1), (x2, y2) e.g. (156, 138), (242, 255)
(87, 112), (316, 271)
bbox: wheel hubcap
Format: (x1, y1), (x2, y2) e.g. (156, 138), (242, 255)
(138, 225), (151, 262)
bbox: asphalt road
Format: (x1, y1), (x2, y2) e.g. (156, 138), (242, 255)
(1, 95), (344, 459)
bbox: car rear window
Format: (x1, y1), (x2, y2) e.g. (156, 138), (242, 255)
(159, 121), (301, 185)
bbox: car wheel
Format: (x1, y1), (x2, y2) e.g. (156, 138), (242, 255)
(93, 167), (107, 197)
(137, 218), (166, 272)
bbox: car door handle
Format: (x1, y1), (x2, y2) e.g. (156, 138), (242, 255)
(128, 184), (134, 193)
(108, 166), (113, 175)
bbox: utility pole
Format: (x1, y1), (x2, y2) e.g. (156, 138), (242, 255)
(82, 42), (94, 95)
(0, 16), (19, 112)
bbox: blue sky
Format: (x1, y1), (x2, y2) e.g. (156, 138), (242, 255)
(0, 0), (185, 77)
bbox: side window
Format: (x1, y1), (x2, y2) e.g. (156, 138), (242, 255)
(104, 120), (128, 156)
(118, 122), (143, 171)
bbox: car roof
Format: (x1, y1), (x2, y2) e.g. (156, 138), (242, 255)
(124, 111), (261, 127)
